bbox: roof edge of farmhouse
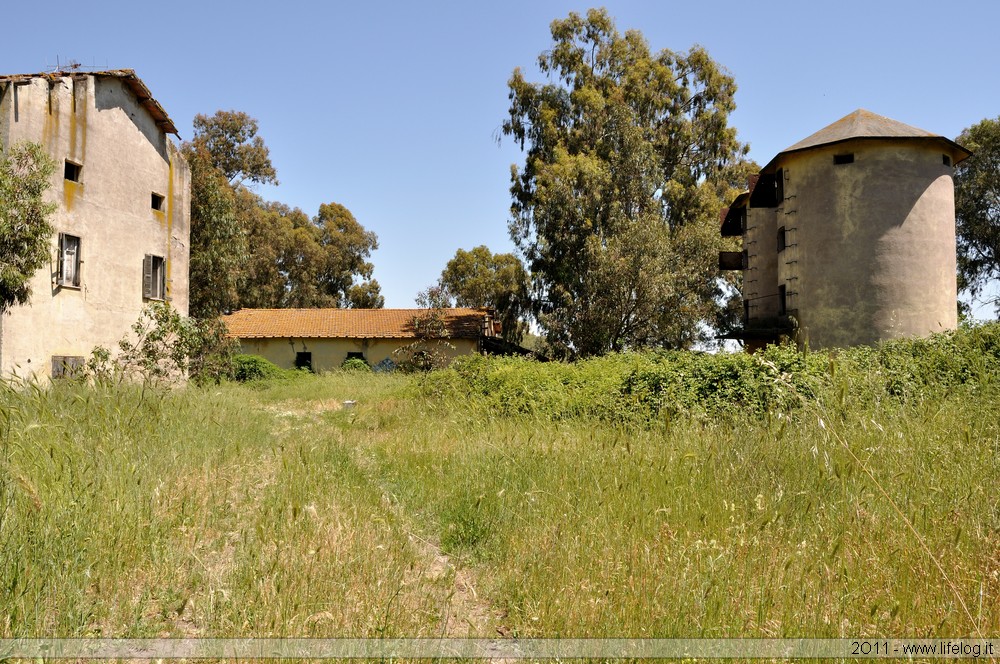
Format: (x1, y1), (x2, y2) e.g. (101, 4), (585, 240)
(221, 307), (498, 340)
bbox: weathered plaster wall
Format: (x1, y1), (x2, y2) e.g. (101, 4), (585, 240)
(0, 75), (190, 378)
(776, 140), (957, 348)
(745, 206), (781, 320)
(237, 337), (481, 372)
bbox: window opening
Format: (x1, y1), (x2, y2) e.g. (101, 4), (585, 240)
(58, 233), (81, 287)
(777, 226), (787, 253)
(64, 160), (82, 182)
(151, 192), (165, 211)
(142, 254), (166, 300)
(295, 352), (313, 372)
(833, 153), (855, 165)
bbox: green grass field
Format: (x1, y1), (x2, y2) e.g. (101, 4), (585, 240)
(2, 326), (999, 643)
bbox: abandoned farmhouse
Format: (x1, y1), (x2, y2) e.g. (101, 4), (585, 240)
(222, 307), (504, 371)
(0, 69), (191, 379)
(721, 109), (970, 350)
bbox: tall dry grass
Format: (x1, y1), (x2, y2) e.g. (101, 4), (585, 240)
(0, 374), (449, 638)
(2, 324), (998, 642)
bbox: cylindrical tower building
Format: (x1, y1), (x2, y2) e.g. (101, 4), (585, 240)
(722, 110), (970, 349)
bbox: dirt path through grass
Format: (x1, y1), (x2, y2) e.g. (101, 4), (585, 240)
(264, 396), (508, 642)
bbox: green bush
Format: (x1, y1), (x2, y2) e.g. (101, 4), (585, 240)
(232, 354), (284, 382)
(86, 303), (238, 385)
(420, 322), (1000, 423)
(341, 357), (372, 372)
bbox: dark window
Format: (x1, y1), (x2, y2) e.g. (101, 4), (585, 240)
(52, 355), (85, 379)
(719, 251), (745, 271)
(778, 284), (788, 316)
(142, 254), (166, 300)
(749, 172), (780, 208)
(295, 352), (313, 371)
(777, 226), (787, 253)
(943, 154), (952, 167)
(151, 192), (165, 211)
(57, 233), (81, 287)
(833, 153), (855, 165)
(743, 300), (750, 324)
(346, 351), (365, 361)
(721, 205), (746, 237)
(64, 160), (82, 182)
(775, 168), (784, 203)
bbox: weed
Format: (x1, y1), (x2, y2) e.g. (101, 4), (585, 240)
(3, 324), (999, 640)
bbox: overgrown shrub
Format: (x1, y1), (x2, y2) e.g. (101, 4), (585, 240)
(421, 323), (1000, 423)
(620, 343), (829, 420)
(393, 308), (454, 372)
(87, 303), (238, 385)
(341, 358), (372, 372)
(232, 354), (284, 382)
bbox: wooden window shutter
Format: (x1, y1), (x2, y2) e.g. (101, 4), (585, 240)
(163, 258), (171, 302)
(142, 254), (153, 298)
(74, 238), (82, 287)
(57, 233), (65, 284)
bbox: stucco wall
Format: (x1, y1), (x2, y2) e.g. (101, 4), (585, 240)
(745, 206), (781, 320)
(776, 140), (957, 348)
(0, 75), (190, 378)
(237, 337), (480, 372)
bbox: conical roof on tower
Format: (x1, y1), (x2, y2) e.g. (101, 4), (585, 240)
(763, 109), (970, 170)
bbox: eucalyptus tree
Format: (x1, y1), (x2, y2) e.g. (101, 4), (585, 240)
(955, 118), (1000, 314)
(504, 8), (749, 356)
(431, 245), (529, 343)
(184, 111), (382, 315)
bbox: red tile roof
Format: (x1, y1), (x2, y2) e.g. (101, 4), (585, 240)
(221, 308), (493, 340)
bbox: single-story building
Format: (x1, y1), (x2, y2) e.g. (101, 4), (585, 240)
(221, 307), (501, 371)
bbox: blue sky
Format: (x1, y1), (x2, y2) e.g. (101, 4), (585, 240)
(4, 0), (999, 316)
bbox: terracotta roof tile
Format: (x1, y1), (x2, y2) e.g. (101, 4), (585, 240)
(221, 308), (492, 340)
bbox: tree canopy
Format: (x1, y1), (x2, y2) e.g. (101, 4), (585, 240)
(238, 199), (382, 309)
(191, 111), (278, 187)
(183, 111), (382, 317)
(503, 8), (748, 357)
(955, 118), (1000, 313)
(427, 246), (529, 343)
(0, 141), (56, 313)
(184, 143), (245, 317)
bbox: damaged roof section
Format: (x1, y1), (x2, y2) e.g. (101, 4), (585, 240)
(0, 69), (179, 136)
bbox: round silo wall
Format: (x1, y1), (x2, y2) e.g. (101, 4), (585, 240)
(779, 139), (957, 349)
